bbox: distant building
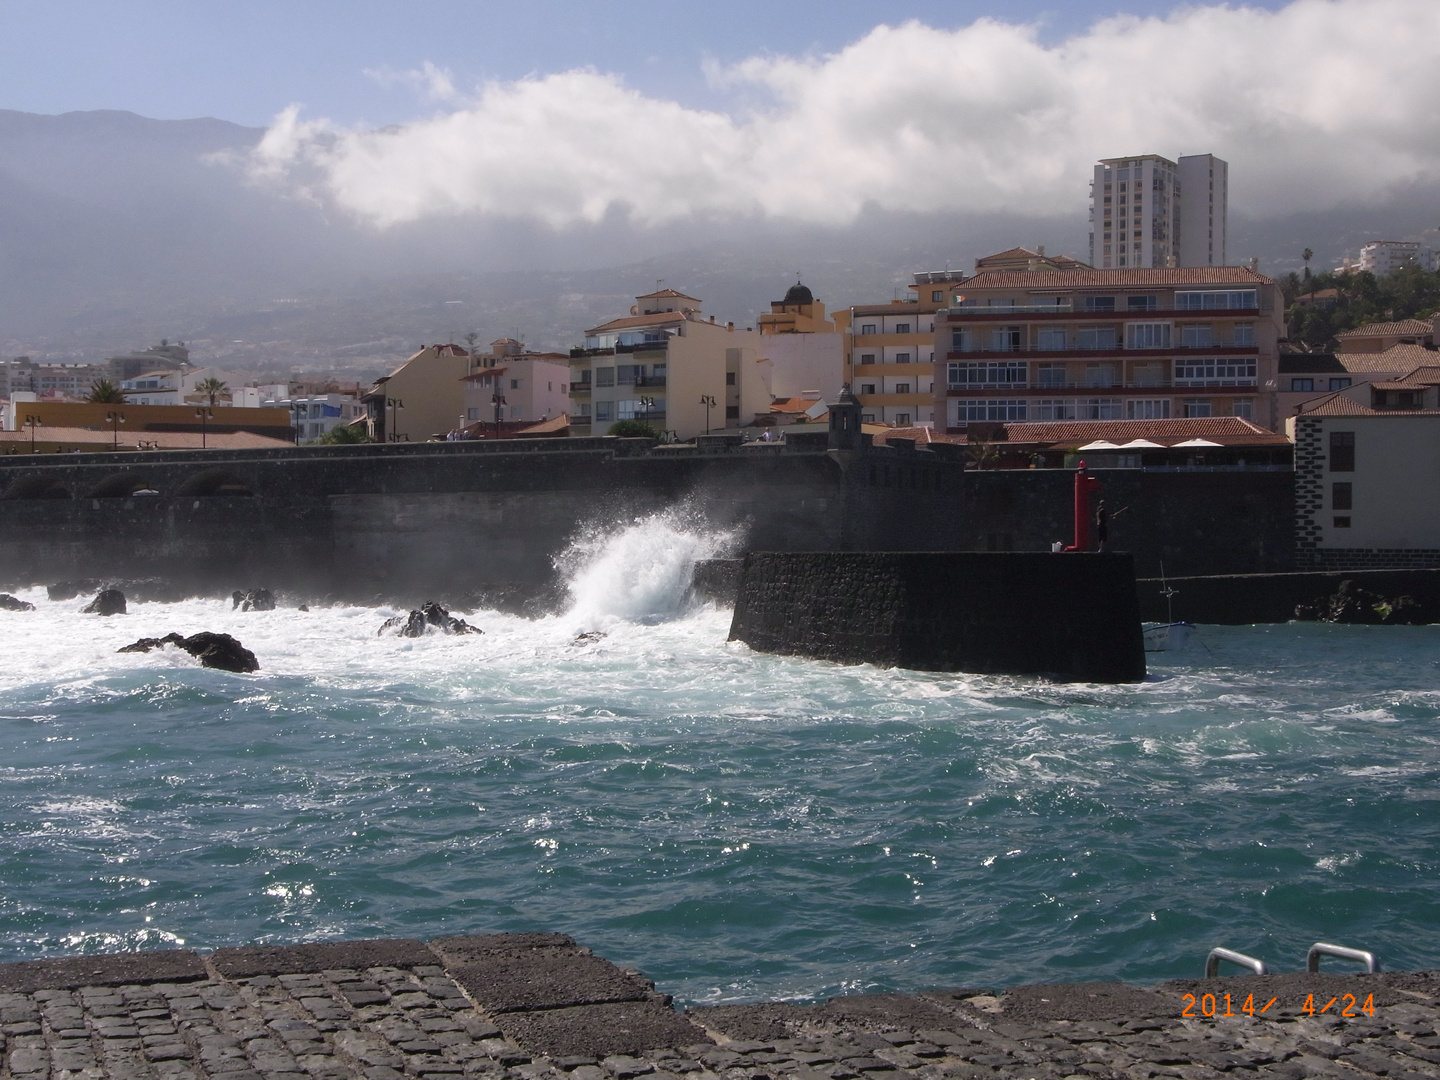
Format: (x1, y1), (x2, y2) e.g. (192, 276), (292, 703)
(752, 282), (844, 428)
(259, 393), (366, 443)
(568, 288), (757, 440)
(973, 247), (1091, 273)
(362, 344), (473, 443)
(934, 264), (1283, 431)
(1289, 365), (1440, 568)
(120, 367), (250, 406)
(2, 358), (111, 400)
(1335, 318), (1436, 354)
(1089, 153), (1227, 269)
(460, 339), (571, 432)
(107, 341), (190, 381)
(1358, 240), (1435, 275)
(833, 272), (969, 429)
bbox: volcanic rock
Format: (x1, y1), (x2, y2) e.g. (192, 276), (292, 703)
(118, 631), (260, 672)
(82, 588), (127, 615)
(1294, 579), (1429, 625)
(0, 594), (36, 611)
(379, 601), (482, 637)
(231, 588), (277, 612)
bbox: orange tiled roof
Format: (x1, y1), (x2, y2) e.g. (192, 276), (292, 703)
(584, 311), (688, 335)
(1336, 319), (1434, 339)
(635, 288), (701, 302)
(515, 414), (570, 435)
(952, 266), (1274, 290)
(1373, 365), (1440, 389)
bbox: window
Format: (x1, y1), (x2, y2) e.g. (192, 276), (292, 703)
(1076, 327), (1118, 350)
(895, 352), (912, 364)
(616, 400), (643, 420)
(862, 413), (876, 423)
(954, 399), (1027, 422)
(1127, 399), (1171, 419)
(1126, 322), (1172, 349)
(1036, 363), (1066, 388)
(895, 383), (911, 394)
(594, 401), (614, 422)
(1290, 378), (1314, 392)
(1182, 398), (1212, 418)
(947, 362), (1027, 388)
(895, 323), (911, 335)
(1332, 481), (1353, 510)
(859, 353), (876, 363)
(1131, 362), (1166, 387)
(467, 407), (479, 422)
(1233, 398), (1254, 419)
(1036, 328), (1067, 351)
(1031, 399), (1076, 420)
(1329, 377), (1352, 391)
(578, 404), (591, 419)
(1084, 363), (1119, 388)
(1127, 295), (1158, 310)
(952, 330), (982, 352)
(931, 291), (944, 303)
(1175, 359), (1257, 386)
(510, 379), (521, 390)
(861, 383), (877, 395)
(1084, 296), (1116, 311)
(1329, 430), (1355, 471)
(1175, 290), (1258, 310)
(990, 327), (1021, 351)
(1232, 323), (1256, 346)
(725, 372), (736, 385)
(1181, 324), (1215, 347)
(1079, 398), (1123, 419)
(895, 413), (911, 426)
(725, 406), (739, 419)
(861, 323), (877, 334)
(595, 367), (615, 387)
(616, 365), (640, 385)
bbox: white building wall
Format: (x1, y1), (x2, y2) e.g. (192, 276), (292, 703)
(1177, 154), (1228, 267)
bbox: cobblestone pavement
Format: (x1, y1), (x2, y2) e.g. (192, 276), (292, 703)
(0, 937), (1436, 1080)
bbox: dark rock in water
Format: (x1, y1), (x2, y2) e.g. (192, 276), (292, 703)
(298, 604), (310, 613)
(82, 589), (127, 616)
(1294, 579), (1428, 625)
(572, 631), (606, 646)
(379, 600), (482, 637)
(49, 579), (102, 602)
(0, 593), (36, 611)
(118, 631), (259, 672)
(231, 588), (276, 612)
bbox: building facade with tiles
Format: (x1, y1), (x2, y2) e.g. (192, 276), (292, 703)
(933, 266), (1284, 434)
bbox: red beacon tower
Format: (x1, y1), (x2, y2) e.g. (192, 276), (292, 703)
(1064, 460), (1103, 552)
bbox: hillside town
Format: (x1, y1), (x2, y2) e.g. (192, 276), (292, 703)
(3, 151), (1438, 574)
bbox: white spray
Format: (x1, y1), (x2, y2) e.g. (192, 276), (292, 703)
(560, 505), (738, 629)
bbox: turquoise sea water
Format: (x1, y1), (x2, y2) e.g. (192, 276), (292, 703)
(1, 521), (1439, 1003)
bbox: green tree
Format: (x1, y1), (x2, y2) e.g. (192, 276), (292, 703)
(607, 419), (661, 439)
(85, 378), (126, 403)
(1302, 247), (1314, 280)
(195, 376), (229, 406)
(318, 422), (371, 444)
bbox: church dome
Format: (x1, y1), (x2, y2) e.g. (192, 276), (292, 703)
(783, 282), (814, 306)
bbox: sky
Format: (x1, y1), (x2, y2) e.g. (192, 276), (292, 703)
(4, 0), (1440, 239)
(1, 0), (1292, 126)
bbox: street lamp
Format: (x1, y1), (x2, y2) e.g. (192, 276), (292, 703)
(289, 401), (305, 445)
(24, 414), (41, 453)
(194, 407), (212, 449)
(638, 396), (655, 424)
(699, 394), (716, 435)
(387, 397), (405, 442)
(106, 410), (126, 451)
(491, 386), (506, 438)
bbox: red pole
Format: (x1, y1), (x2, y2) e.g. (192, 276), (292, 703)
(1064, 460), (1103, 551)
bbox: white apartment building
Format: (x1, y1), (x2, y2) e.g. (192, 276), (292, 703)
(1090, 153), (1228, 269)
(1358, 240), (1435, 275)
(120, 367), (250, 405)
(461, 340), (571, 429)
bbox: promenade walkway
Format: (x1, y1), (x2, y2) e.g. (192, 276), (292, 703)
(0, 935), (1433, 1080)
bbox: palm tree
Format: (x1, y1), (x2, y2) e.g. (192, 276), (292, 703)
(1302, 247), (1314, 281)
(85, 378), (126, 404)
(195, 377), (228, 406)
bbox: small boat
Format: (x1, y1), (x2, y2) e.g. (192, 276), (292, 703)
(1142, 566), (1194, 652)
(1143, 620), (1193, 651)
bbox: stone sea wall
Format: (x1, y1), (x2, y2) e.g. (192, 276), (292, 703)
(728, 552), (1147, 683)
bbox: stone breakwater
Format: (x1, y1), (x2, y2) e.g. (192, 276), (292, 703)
(0, 937), (1437, 1080)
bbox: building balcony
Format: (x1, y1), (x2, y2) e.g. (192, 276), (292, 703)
(945, 383), (1258, 396)
(615, 341), (670, 355)
(946, 344), (1260, 360)
(570, 381), (592, 393)
(942, 307), (1262, 323)
(633, 375), (667, 387)
(570, 348), (615, 359)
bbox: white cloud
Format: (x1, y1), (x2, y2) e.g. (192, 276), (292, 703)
(363, 61), (463, 104)
(247, 0), (1440, 229)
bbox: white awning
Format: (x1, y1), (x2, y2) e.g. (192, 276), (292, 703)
(1076, 440), (1121, 450)
(1171, 437), (1223, 447)
(1118, 438), (1165, 449)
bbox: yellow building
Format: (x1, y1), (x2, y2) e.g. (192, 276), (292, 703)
(1, 400), (294, 448)
(362, 344), (475, 442)
(833, 271), (969, 429)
